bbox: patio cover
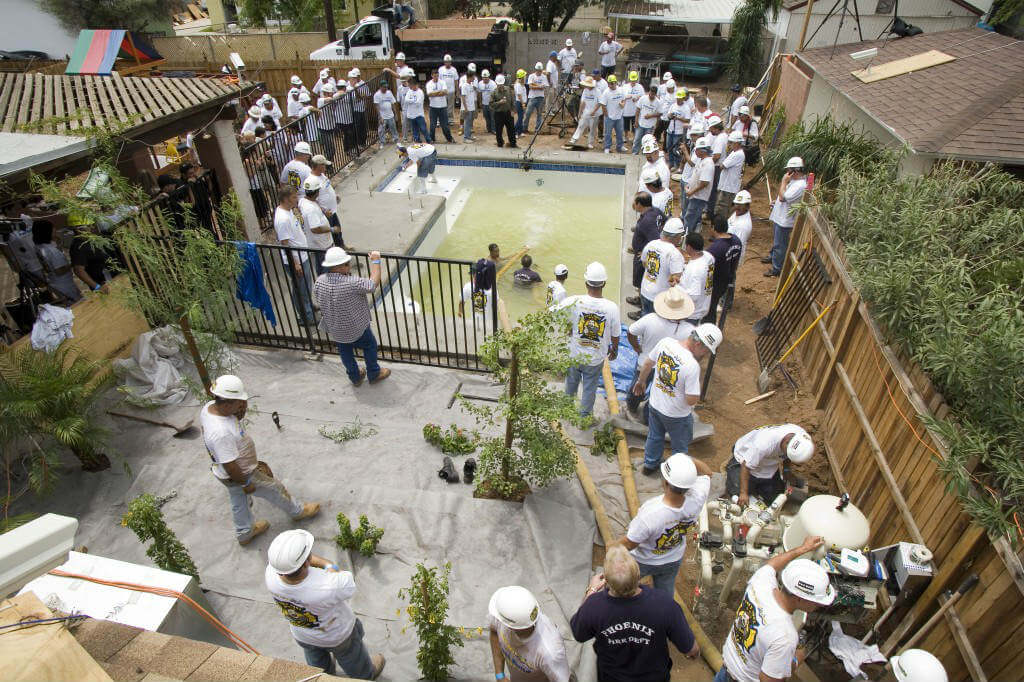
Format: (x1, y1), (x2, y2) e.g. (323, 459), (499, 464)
(608, 0), (741, 23)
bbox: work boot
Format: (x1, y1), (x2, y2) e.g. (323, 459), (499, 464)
(464, 458), (477, 484)
(627, 310), (643, 321)
(352, 369), (367, 387)
(370, 654), (386, 680)
(438, 456), (460, 483)
(238, 520), (270, 546)
(763, 269), (779, 278)
(369, 368), (392, 384)
(760, 255), (772, 264)
(292, 502), (321, 521)
(641, 466), (660, 477)
(626, 295), (642, 306)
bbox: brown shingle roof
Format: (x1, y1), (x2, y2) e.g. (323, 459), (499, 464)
(796, 28), (1024, 163)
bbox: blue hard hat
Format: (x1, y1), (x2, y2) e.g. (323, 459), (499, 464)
(592, 68), (601, 75)
(550, 51), (557, 56)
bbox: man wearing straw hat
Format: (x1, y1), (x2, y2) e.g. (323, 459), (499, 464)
(625, 286), (696, 417)
(314, 247), (391, 386)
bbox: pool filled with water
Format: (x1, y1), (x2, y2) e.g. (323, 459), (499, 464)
(384, 161), (626, 321)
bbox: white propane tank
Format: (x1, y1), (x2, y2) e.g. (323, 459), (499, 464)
(783, 494), (869, 559)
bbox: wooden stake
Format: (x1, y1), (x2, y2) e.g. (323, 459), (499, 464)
(178, 312), (211, 394)
(798, 0), (816, 51)
(601, 360), (639, 517)
(744, 390), (776, 405)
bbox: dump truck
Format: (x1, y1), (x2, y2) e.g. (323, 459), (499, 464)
(309, 6), (512, 76)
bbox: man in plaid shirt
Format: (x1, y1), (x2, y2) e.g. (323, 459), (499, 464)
(313, 247), (392, 386)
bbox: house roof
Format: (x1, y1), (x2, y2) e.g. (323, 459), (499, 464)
(783, 0), (982, 12)
(608, 0), (741, 24)
(797, 28), (1024, 164)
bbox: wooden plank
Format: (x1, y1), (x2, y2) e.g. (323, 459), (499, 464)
(29, 73), (44, 128)
(61, 75), (79, 131)
(148, 75), (189, 113)
(852, 50), (956, 83)
(0, 73), (19, 131)
(78, 76), (103, 129)
(118, 74), (152, 122)
(86, 76), (115, 128)
(42, 74), (54, 132)
(938, 593), (987, 682)
(0, 593), (112, 682)
(14, 73), (33, 132)
(992, 537), (1024, 598)
(134, 77), (171, 118)
(97, 74), (128, 124)
(52, 74), (66, 133)
(815, 292), (859, 408)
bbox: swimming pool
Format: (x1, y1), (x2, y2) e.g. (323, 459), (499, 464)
(381, 158), (627, 321)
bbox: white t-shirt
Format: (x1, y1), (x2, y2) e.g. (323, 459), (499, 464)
(489, 612), (570, 682)
(722, 566), (800, 682)
(316, 97), (335, 130)
(687, 157), (715, 202)
(628, 312), (695, 358)
(313, 174), (338, 216)
(397, 82), (410, 113)
(426, 79), (448, 107)
(299, 197), (333, 250)
(373, 90), (397, 119)
(287, 94), (305, 118)
(733, 117), (760, 140)
(627, 480), (711, 565)
(657, 86), (676, 120)
(438, 65), (459, 95)
(407, 142), (435, 162)
(690, 108), (708, 131)
(527, 72), (547, 99)
(622, 83), (643, 117)
(728, 210), (753, 263)
(461, 282), (494, 328)
(546, 280), (567, 306)
(769, 177), (807, 228)
(730, 95), (748, 118)
(558, 47), (578, 72)
(274, 205), (309, 262)
(579, 88), (600, 118)
(640, 239), (684, 301)
(648, 337), (701, 418)
(599, 87), (626, 120)
(650, 187), (672, 215)
(460, 81), (479, 110)
(200, 402), (258, 480)
(666, 102), (691, 135)
(680, 251), (714, 320)
(265, 566), (357, 647)
(477, 79), (497, 105)
(241, 117), (259, 135)
(555, 294), (620, 367)
(733, 423), (810, 480)
(638, 156), (670, 192)
(712, 131), (729, 163)
(598, 40), (622, 67)
(280, 159), (311, 193)
(514, 82), (527, 105)
(312, 77), (335, 95)
(720, 149), (746, 194)
(403, 88), (425, 118)
(546, 61), (560, 88)
(636, 95), (662, 129)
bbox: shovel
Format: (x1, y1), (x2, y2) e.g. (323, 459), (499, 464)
(757, 303), (832, 392)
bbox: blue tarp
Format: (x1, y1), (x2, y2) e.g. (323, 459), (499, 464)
(601, 324), (638, 400)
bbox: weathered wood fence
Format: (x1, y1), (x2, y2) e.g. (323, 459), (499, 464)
(780, 206), (1024, 681)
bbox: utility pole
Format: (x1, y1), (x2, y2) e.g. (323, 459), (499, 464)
(324, 0), (337, 42)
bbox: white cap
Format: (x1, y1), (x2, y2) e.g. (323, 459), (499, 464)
(481, 69), (490, 78)
(488, 586), (539, 630)
(689, 122), (706, 136)
(319, 68), (330, 77)
(400, 66), (415, 78)
(640, 166), (660, 184)
(210, 374), (248, 400)
(290, 75), (302, 85)
(322, 246), (352, 268)
(787, 156), (804, 168)
(584, 261), (607, 284)
(554, 263), (568, 276)
(348, 68), (359, 78)
(298, 91), (311, 103)
(780, 558), (836, 606)
(247, 105), (261, 117)
(322, 82), (336, 92)
(694, 322), (722, 354)
(641, 139), (659, 155)
(661, 453), (698, 488)
(733, 190), (752, 204)
(395, 51), (406, 60)
(495, 74), (505, 85)
(728, 130), (745, 143)
(565, 38), (573, 46)
(662, 217), (685, 235)
(786, 432), (815, 464)
(662, 72), (674, 81)
(694, 136), (712, 151)
(706, 114), (723, 128)
(260, 93), (273, 103)
(468, 62), (477, 72)
(267, 529), (314, 574)
(294, 141), (312, 155)
(302, 175), (323, 192)
(534, 61), (543, 70)
(444, 53), (453, 61)
(581, 76), (595, 88)
(739, 105), (750, 115)
(892, 649), (948, 682)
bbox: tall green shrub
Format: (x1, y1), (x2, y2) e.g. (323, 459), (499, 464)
(398, 562), (463, 681)
(728, 0), (782, 86)
(762, 115), (891, 186)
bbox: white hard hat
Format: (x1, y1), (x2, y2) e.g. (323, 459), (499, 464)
(694, 136), (712, 151)
(728, 130), (745, 143)
(641, 133), (655, 145)
(661, 453), (698, 488)
(565, 38), (573, 46)
(662, 72), (674, 82)
(481, 69), (490, 78)
(891, 649), (948, 682)
(348, 68), (360, 78)
(319, 67), (330, 77)
(693, 323), (722, 354)
(640, 166), (660, 184)
(641, 140), (659, 155)
(267, 529), (314, 574)
(298, 91), (311, 103)
(210, 374), (248, 400)
(495, 74), (505, 85)
(584, 261), (608, 284)
(302, 175), (323, 192)
(294, 141), (312, 155)
(554, 263), (568, 276)
(468, 62), (477, 72)
(787, 156), (805, 169)
(733, 190), (752, 204)
(534, 61), (543, 70)
(248, 105), (261, 117)
(662, 217), (685, 235)
(401, 66), (415, 78)
(706, 114), (723, 128)
(395, 51), (406, 60)
(689, 122), (706, 136)
(290, 75), (302, 85)
(739, 105), (751, 115)
(786, 432), (815, 463)
(444, 53), (453, 61)
(488, 586), (539, 630)
(780, 558), (836, 606)
(260, 93), (273, 103)
(322, 246), (352, 268)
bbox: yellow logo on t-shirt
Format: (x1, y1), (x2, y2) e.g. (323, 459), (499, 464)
(653, 519), (696, 554)
(730, 593), (760, 662)
(577, 312), (606, 347)
(273, 598), (321, 629)
(643, 249), (662, 281)
(656, 351), (679, 395)
(287, 170), (302, 188)
(472, 288), (487, 312)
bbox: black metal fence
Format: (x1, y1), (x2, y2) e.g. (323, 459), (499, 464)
(241, 72), (390, 232)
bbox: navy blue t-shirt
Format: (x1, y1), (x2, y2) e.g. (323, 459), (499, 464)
(570, 585), (696, 682)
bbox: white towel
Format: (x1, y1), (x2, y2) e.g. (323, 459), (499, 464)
(829, 620), (887, 679)
(29, 304), (74, 352)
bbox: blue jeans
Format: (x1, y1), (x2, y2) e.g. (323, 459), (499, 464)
(604, 116), (624, 151)
(643, 407), (694, 469)
(409, 115), (428, 143)
(429, 106), (453, 142)
(378, 117), (398, 144)
(336, 327), (382, 384)
(632, 126), (653, 153)
(638, 558), (682, 594)
(514, 101), (525, 135)
(223, 469), (302, 542)
(666, 132), (684, 168)
(641, 295), (655, 315)
(524, 97), (544, 133)
(462, 109), (477, 139)
(483, 104), (493, 132)
(566, 361), (603, 416)
(290, 257), (315, 324)
(296, 618), (374, 679)
(770, 221), (792, 274)
(714, 665), (733, 682)
(683, 197), (707, 233)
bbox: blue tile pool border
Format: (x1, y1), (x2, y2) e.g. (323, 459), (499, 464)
(373, 157), (626, 192)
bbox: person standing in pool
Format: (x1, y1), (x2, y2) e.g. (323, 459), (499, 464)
(513, 254), (541, 285)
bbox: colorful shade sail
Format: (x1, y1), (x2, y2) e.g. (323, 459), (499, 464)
(66, 30), (161, 76)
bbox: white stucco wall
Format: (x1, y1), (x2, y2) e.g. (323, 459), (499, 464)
(1, 0), (79, 60)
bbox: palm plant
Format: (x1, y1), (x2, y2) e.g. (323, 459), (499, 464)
(762, 115), (891, 186)
(728, 0), (783, 86)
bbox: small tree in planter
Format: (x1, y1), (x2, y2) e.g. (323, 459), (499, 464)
(122, 493), (200, 580)
(462, 310), (585, 499)
(398, 562), (463, 681)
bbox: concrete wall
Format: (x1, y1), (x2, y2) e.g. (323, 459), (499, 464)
(2, 0), (79, 60)
(506, 31), (602, 73)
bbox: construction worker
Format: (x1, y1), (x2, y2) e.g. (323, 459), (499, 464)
(726, 424), (815, 508)
(491, 74), (516, 148)
(715, 131), (746, 219)
(682, 137), (714, 233)
(633, 323), (721, 473)
(599, 75), (626, 153)
(478, 69), (497, 133)
(241, 105), (262, 136)
(641, 166), (672, 216)
(279, 141), (312, 193)
(655, 73), (676, 144)
(620, 453), (713, 593)
(397, 143), (437, 194)
(298, 176), (334, 271)
(704, 216), (742, 325)
(732, 105), (760, 143)
(265, 530), (386, 679)
(680, 232), (714, 324)
(632, 85), (663, 154)
(625, 286), (696, 416)
(891, 649), (949, 682)
(622, 71), (643, 141)
(626, 191), (665, 313)
(201, 375), (321, 545)
(546, 263), (569, 306)
(764, 157), (808, 277)
(439, 54), (459, 125)
(727, 190), (753, 264)
(460, 66), (479, 141)
(717, 535), (834, 682)
(426, 69), (454, 144)
(567, 76), (600, 149)
(676, 121), (707, 216)
(544, 51), (561, 114)
(706, 115), (729, 222)
(525, 62), (548, 134)
(488, 585), (570, 681)
(638, 139), (670, 191)
(665, 89), (691, 171)
(557, 38), (578, 76)
(631, 217), (685, 320)
(597, 31), (622, 78)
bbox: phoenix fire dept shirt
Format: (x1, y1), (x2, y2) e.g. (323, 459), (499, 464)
(722, 566), (799, 682)
(647, 338), (700, 418)
(488, 612), (570, 682)
(627, 479), (711, 565)
(265, 565), (357, 647)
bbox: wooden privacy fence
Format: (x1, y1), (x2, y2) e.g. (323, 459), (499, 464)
(779, 206), (1024, 681)
(152, 33), (331, 63)
(158, 58), (390, 99)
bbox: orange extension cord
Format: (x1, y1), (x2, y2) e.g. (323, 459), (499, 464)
(47, 569), (259, 654)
